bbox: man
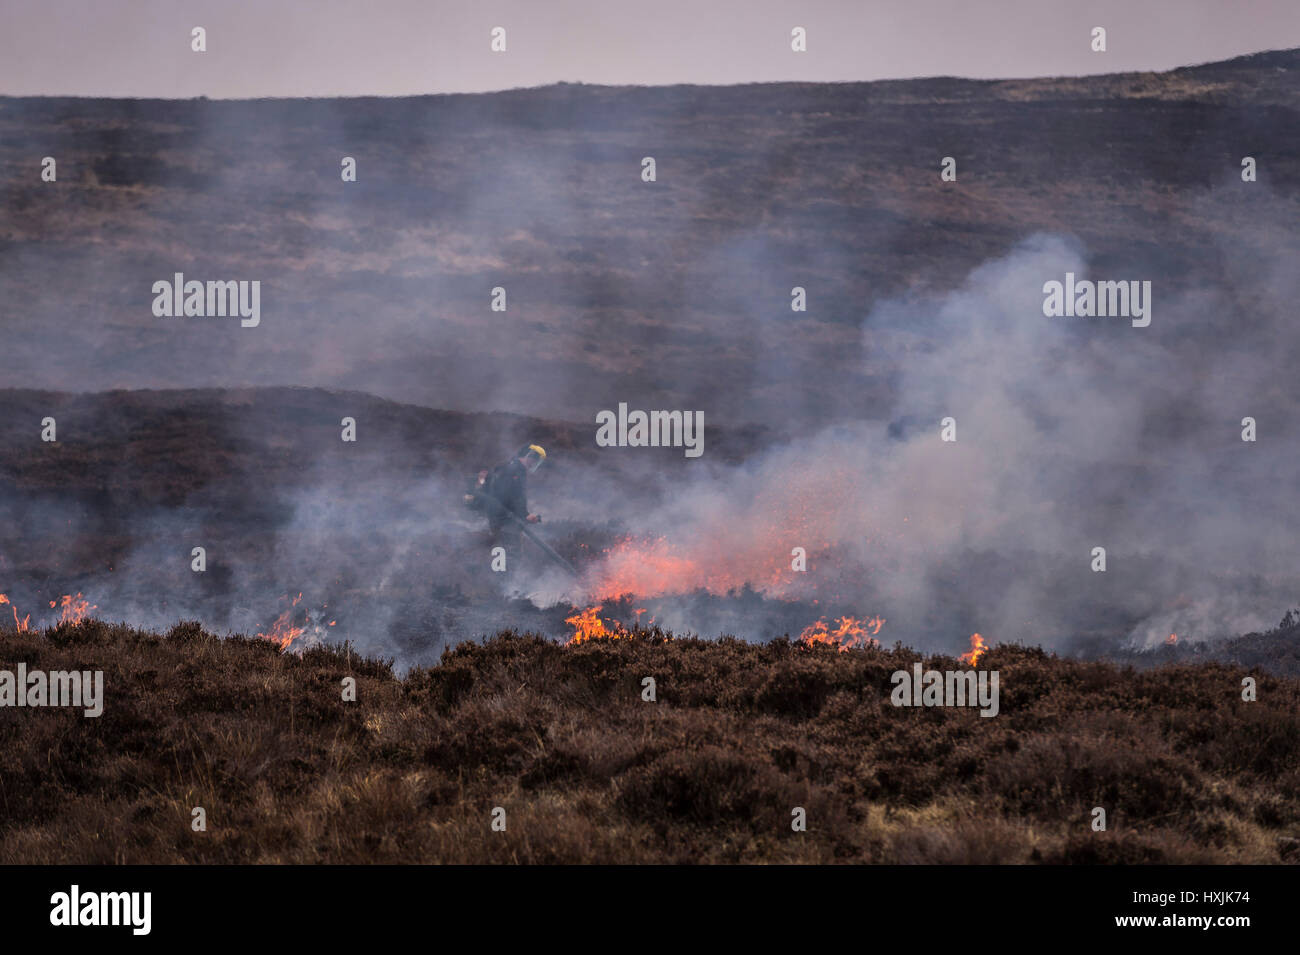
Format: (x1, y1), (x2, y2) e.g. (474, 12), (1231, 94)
(475, 444), (546, 545)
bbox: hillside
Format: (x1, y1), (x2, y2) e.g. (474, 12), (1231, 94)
(1, 619), (1297, 864)
(1, 52), (1297, 428)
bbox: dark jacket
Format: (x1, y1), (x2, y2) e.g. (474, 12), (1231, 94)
(484, 457), (528, 525)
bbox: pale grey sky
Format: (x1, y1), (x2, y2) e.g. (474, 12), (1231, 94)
(0, 0), (1297, 97)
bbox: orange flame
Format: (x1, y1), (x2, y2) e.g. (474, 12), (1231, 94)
(257, 592), (308, 651)
(565, 604), (631, 645)
(959, 633), (988, 666)
(49, 593), (95, 625)
(1165, 633), (1178, 646)
(799, 615), (884, 651)
(583, 534), (793, 601)
(0, 594), (31, 632)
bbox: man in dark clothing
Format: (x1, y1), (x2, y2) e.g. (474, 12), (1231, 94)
(477, 444), (546, 545)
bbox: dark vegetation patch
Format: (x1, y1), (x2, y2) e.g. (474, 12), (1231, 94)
(1, 621), (1296, 863)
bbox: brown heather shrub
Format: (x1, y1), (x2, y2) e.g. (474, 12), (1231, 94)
(0, 622), (1297, 863)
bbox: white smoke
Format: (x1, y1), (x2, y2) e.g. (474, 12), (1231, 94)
(564, 227), (1300, 653)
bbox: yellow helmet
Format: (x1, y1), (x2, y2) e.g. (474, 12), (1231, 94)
(519, 444), (547, 473)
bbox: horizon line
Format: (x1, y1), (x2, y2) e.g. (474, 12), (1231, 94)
(2, 46), (1293, 103)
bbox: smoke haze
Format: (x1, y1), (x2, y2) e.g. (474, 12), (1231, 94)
(1, 54), (1298, 666)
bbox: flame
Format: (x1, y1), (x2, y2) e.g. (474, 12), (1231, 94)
(565, 604), (631, 645)
(0, 594), (31, 632)
(2, 591), (96, 630)
(256, 592), (323, 652)
(258, 612), (305, 650)
(583, 534), (794, 601)
(574, 456), (895, 604)
(1165, 633), (1178, 646)
(959, 633), (988, 666)
(49, 593), (95, 625)
(799, 615), (884, 651)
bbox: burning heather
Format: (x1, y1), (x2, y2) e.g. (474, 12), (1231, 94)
(0, 595), (31, 632)
(1, 585), (339, 653)
(1, 592), (95, 631)
(798, 615), (885, 651)
(959, 633), (989, 667)
(256, 592), (336, 652)
(565, 604), (640, 644)
(50, 593), (95, 626)
(579, 535), (790, 601)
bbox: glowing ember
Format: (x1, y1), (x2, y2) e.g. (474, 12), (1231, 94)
(565, 604), (632, 644)
(0, 594), (31, 632)
(959, 633), (988, 666)
(799, 615), (884, 651)
(50, 593), (95, 625)
(1165, 633), (1178, 646)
